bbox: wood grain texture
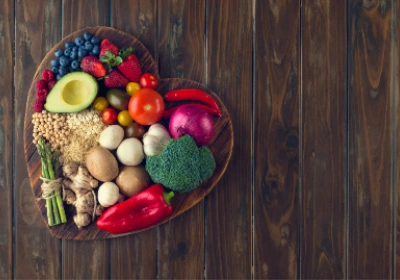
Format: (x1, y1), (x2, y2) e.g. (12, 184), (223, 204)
(205, 0), (252, 278)
(157, 1), (205, 279)
(111, 0), (158, 59)
(62, 240), (108, 279)
(109, 1), (157, 279)
(14, 1), (61, 279)
(301, 0), (346, 278)
(63, 0), (109, 36)
(254, 0), (300, 278)
(348, 0), (394, 278)
(396, 0), (400, 278)
(0, 0), (14, 278)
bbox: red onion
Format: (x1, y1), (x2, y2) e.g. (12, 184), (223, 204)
(169, 104), (214, 146)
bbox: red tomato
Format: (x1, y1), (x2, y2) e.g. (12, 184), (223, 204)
(139, 73), (159, 89)
(128, 88), (165, 125)
(101, 107), (118, 125)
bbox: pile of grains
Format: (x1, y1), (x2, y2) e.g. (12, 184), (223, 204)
(32, 109), (106, 164)
(32, 111), (70, 151)
(62, 109), (106, 164)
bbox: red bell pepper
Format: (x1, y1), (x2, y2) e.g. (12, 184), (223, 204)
(164, 88), (221, 114)
(96, 184), (174, 234)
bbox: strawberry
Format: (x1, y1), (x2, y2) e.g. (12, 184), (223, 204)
(103, 69), (130, 88)
(81, 56), (107, 78)
(100, 39), (119, 57)
(100, 47), (142, 82)
(116, 48), (142, 82)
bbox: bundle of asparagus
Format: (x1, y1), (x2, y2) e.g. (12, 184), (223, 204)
(37, 137), (67, 226)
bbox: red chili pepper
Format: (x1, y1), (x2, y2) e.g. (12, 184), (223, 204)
(164, 89), (221, 114)
(163, 103), (222, 118)
(96, 184), (174, 234)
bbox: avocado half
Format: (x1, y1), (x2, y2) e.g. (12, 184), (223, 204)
(44, 72), (98, 113)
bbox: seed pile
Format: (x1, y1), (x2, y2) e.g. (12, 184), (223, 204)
(32, 109), (106, 164)
(32, 111), (70, 151)
(61, 109), (106, 164)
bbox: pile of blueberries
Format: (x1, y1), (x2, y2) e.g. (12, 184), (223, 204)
(51, 31), (101, 80)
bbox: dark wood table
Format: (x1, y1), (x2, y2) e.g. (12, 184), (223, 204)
(1, 0), (399, 279)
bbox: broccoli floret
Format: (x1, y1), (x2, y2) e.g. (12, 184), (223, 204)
(145, 135), (216, 193)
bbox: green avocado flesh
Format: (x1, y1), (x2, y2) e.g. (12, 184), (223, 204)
(44, 72), (98, 113)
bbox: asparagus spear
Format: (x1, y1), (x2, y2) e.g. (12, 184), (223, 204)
(42, 163), (54, 226)
(37, 137), (67, 225)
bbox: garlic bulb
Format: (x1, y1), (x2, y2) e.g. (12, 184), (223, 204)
(143, 123), (171, 156)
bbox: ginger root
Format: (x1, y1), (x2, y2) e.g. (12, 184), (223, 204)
(62, 163), (104, 229)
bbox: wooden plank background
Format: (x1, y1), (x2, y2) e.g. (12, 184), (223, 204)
(1, 0), (400, 279)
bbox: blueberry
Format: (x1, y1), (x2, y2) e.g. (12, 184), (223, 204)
(84, 41), (93, 51)
(51, 67), (59, 74)
(91, 45), (100, 55)
(71, 60), (80, 70)
(70, 51), (78, 60)
(59, 56), (70, 66)
(83, 31), (92, 41)
(51, 59), (59, 67)
(90, 36), (100, 45)
(65, 41), (75, 49)
(59, 66), (68, 76)
(72, 46), (78, 51)
(55, 49), (64, 57)
(78, 49), (88, 58)
(56, 74), (62, 80)
(74, 37), (85, 46)
(64, 48), (72, 57)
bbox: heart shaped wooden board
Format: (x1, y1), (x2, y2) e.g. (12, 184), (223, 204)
(24, 26), (233, 240)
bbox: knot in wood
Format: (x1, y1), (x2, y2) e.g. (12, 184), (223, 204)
(262, 177), (282, 207)
(283, 129), (299, 158)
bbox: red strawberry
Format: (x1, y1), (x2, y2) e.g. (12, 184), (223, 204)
(48, 80), (57, 90)
(100, 39), (119, 57)
(42, 69), (55, 81)
(103, 69), (130, 88)
(33, 99), (45, 112)
(36, 79), (48, 90)
(100, 47), (142, 82)
(117, 51), (142, 82)
(81, 56), (107, 78)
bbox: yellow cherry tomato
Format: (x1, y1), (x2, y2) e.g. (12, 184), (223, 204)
(93, 97), (109, 111)
(126, 82), (141, 96)
(118, 110), (133, 127)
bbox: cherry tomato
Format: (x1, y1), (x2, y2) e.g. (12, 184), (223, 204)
(101, 107), (118, 125)
(128, 88), (165, 125)
(139, 73), (158, 89)
(126, 82), (141, 96)
(125, 122), (145, 138)
(93, 97), (109, 111)
(118, 110), (133, 127)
